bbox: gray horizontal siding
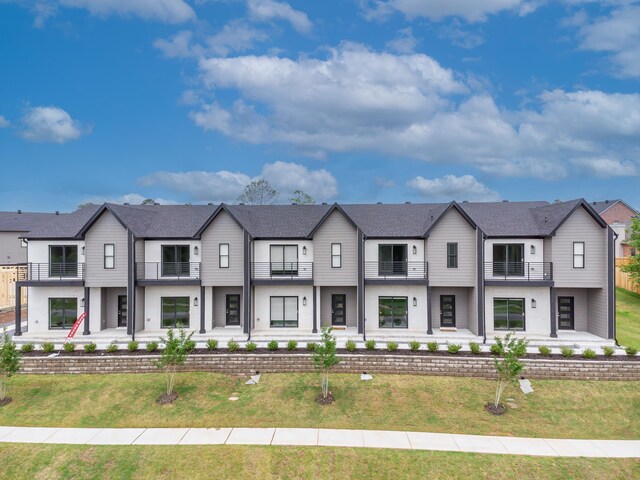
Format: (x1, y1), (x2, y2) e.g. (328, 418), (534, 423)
(320, 286), (357, 328)
(587, 288), (607, 338)
(555, 288), (587, 331)
(201, 211), (244, 286)
(0, 232), (27, 264)
(427, 209), (476, 286)
(213, 286), (243, 328)
(430, 287), (469, 329)
(85, 212), (128, 287)
(313, 211), (358, 286)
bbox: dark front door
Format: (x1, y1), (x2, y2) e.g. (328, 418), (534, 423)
(117, 295), (127, 327)
(558, 296), (574, 330)
(331, 294), (346, 326)
(440, 295), (456, 328)
(226, 294), (241, 326)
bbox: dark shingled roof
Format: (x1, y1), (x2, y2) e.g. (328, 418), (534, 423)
(226, 204), (332, 238)
(590, 199), (638, 215)
(0, 211), (58, 232)
(459, 201), (548, 237)
(341, 203), (450, 237)
(107, 204), (215, 238)
(24, 205), (101, 239)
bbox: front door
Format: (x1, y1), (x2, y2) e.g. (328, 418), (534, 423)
(117, 295), (127, 327)
(226, 294), (241, 326)
(558, 296), (574, 330)
(440, 295), (456, 328)
(331, 294), (346, 326)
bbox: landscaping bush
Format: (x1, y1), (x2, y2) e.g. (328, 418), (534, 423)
(246, 341), (257, 351)
(560, 346), (574, 358)
(582, 348), (596, 359)
(602, 346), (615, 357)
(206, 339), (218, 351)
(490, 333), (528, 414)
(184, 340), (196, 353)
(42, 342), (55, 354)
(157, 328), (193, 403)
(146, 341), (159, 353)
(345, 340), (357, 352)
(267, 340), (279, 351)
(227, 340), (240, 352)
(84, 342), (97, 353)
(490, 344), (502, 355)
(0, 330), (21, 405)
(426, 341), (439, 353)
(286, 340), (298, 351)
(538, 345), (552, 356)
(625, 346), (638, 357)
(409, 340), (421, 352)
(127, 341), (139, 352)
(469, 342), (481, 355)
(63, 342), (76, 353)
(365, 339), (376, 350)
(306, 342), (318, 352)
(447, 343), (462, 354)
(312, 326), (340, 403)
(20, 343), (34, 353)
(386, 341), (399, 352)
(106, 344), (118, 353)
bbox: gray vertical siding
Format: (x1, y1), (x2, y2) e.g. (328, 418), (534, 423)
(320, 286), (357, 328)
(427, 209), (476, 286)
(543, 237), (552, 264)
(430, 287), (469, 329)
(587, 288), (608, 338)
(555, 288), (587, 331)
(105, 287), (127, 329)
(552, 206), (606, 287)
(467, 287), (478, 335)
(313, 210), (358, 286)
(85, 212), (128, 287)
(135, 286), (145, 332)
(0, 232), (27, 264)
(201, 211), (244, 286)
(213, 287), (243, 328)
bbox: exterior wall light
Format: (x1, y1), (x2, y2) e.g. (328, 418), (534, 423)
(531, 299), (536, 308)
(303, 296), (307, 306)
(412, 245), (417, 255)
(81, 297), (85, 308)
(413, 297), (417, 307)
(194, 245), (199, 256)
(530, 245), (535, 255)
(194, 297), (198, 307)
(81, 246), (86, 256)
(302, 246), (307, 255)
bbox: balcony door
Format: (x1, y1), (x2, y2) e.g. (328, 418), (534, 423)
(161, 245), (190, 277)
(378, 244), (408, 276)
(49, 245), (78, 277)
(558, 297), (575, 330)
(270, 245), (298, 276)
(492, 244), (524, 276)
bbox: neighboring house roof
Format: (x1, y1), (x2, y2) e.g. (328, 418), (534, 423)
(590, 199), (639, 215)
(23, 205), (101, 239)
(0, 211), (58, 233)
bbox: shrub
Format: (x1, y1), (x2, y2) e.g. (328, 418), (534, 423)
(490, 344), (503, 356)
(312, 326), (341, 401)
(625, 346), (638, 357)
(306, 342), (318, 352)
(602, 346), (615, 357)
(83, 342), (97, 353)
(63, 342), (76, 353)
(267, 340), (279, 351)
(582, 348), (596, 359)
(42, 342), (55, 354)
(184, 340), (196, 353)
(106, 344), (118, 353)
(0, 330), (21, 403)
(345, 340), (357, 352)
(20, 343), (35, 353)
(491, 333), (529, 410)
(494, 335), (526, 358)
(146, 341), (159, 353)
(286, 340), (298, 351)
(469, 342), (481, 355)
(157, 328), (194, 400)
(206, 339), (218, 351)
(127, 341), (139, 352)
(246, 341), (257, 351)
(409, 340), (421, 352)
(365, 339), (376, 350)
(386, 341), (399, 352)
(447, 343), (462, 354)
(538, 345), (552, 356)
(560, 346), (574, 358)
(227, 340), (240, 352)
(426, 341), (439, 353)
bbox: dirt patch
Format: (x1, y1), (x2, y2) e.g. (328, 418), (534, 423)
(156, 391), (178, 405)
(0, 397), (13, 407)
(484, 402), (506, 416)
(315, 392), (335, 405)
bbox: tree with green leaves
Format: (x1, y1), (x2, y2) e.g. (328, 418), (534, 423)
(156, 328), (194, 403)
(289, 190), (315, 205)
(0, 329), (21, 406)
(312, 326), (341, 402)
(490, 333), (528, 414)
(141, 198), (156, 205)
(237, 179), (278, 205)
(621, 217), (640, 285)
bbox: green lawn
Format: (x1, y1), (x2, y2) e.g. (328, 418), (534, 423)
(0, 373), (638, 440)
(617, 287), (640, 350)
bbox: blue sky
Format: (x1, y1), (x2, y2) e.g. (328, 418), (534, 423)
(1, 0), (639, 212)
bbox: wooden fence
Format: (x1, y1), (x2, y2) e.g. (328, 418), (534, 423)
(0, 266), (27, 309)
(616, 258), (640, 294)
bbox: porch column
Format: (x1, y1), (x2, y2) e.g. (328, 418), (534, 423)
(83, 286), (90, 335)
(607, 227), (616, 340)
(14, 283), (22, 336)
(357, 229), (365, 335)
(550, 287), (557, 338)
(312, 286), (318, 333)
(476, 228), (485, 338)
(199, 285), (206, 334)
(243, 230), (251, 336)
(127, 230), (136, 337)
(211, 287), (215, 330)
(426, 285), (433, 334)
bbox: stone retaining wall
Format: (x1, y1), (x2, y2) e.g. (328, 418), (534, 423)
(18, 354), (640, 381)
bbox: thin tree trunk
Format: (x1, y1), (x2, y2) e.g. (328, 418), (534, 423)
(0, 378), (5, 401)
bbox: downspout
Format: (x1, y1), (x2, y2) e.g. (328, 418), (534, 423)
(243, 230), (251, 342)
(612, 230), (619, 346)
(481, 232), (487, 344)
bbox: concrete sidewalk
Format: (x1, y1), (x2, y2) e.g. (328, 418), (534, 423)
(0, 426), (638, 458)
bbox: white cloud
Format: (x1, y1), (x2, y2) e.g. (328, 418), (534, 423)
(0, 115), (10, 128)
(437, 20), (485, 49)
(569, 157), (638, 178)
(386, 27), (418, 53)
(19, 106), (90, 143)
(82, 193), (179, 206)
(247, 0), (312, 33)
(58, 0), (195, 23)
(408, 174), (500, 201)
(154, 30), (203, 58)
(261, 161), (338, 201)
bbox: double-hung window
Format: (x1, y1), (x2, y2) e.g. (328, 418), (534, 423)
(331, 243), (342, 268)
(447, 242), (458, 268)
(270, 296), (298, 327)
(49, 245), (78, 277)
(104, 244), (115, 269)
(493, 298), (525, 330)
(49, 298), (77, 329)
(161, 245), (190, 276)
(270, 245), (298, 276)
(378, 244), (408, 276)
(219, 243), (230, 268)
(378, 296), (408, 328)
(573, 242), (585, 269)
(161, 297), (190, 328)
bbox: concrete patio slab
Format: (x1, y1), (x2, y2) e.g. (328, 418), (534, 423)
(179, 428), (232, 445)
(85, 428), (146, 445)
(591, 440), (640, 458)
(498, 436), (558, 457)
(318, 429), (364, 448)
(545, 439), (608, 458)
(272, 428), (319, 446)
(133, 428), (189, 445)
(362, 430), (411, 450)
(226, 428), (275, 445)
(45, 428), (103, 445)
(1, 427), (59, 444)
(453, 434), (509, 454)
(406, 432), (459, 452)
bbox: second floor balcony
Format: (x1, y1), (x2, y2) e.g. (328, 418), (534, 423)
(136, 262), (201, 284)
(485, 262), (553, 282)
(251, 261), (313, 283)
(365, 261), (428, 282)
(18, 262), (85, 284)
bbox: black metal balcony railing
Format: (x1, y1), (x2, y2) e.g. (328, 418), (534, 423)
(20, 263), (85, 281)
(485, 262), (553, 281)
(365, 261), (428, 280)
(251, 262), (313, 280)
(137, 262), (201, 280)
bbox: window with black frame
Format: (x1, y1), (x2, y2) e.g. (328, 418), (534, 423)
(270, 296), (298, 327)
(447, 242), (458, 268)
(49, 298), (77, 329)
(49, 245), (78, 277)
(493, 298), (525, 330)
(492, 244), (524, 276)
(161, 245), (190, 276)
(378, 296), (408, 328)
(270, 245), (298, 276)
(161, 296), (190, 328)
(378, 244), (408, 276)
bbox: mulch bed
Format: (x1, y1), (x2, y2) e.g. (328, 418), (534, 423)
(484, 403), (506, 416)
(315, 392), (335, 405)
(0, 397), (13, 407)
(156, 392), (178, 405)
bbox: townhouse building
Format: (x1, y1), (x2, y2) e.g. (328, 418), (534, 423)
(12, 199), (616, 345)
